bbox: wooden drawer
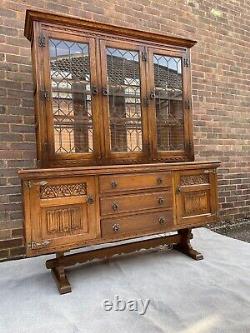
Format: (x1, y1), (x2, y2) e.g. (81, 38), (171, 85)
(100, 190), (172, 216)
(101, 210), (173, 238)
(99, 172), (172, 194)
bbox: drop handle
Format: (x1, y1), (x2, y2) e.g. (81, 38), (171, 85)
(158, 197), (164, 205)
(150, 91), (155, 99)
(158, 217), (166, 225)
(86, 195), (94, 204)
(112, 224), (120, 232)
(176, 186), (182, 194)
(102, 88), (108, 96)
(157, 177), (163, 185)
(91, 86), (98, 95)
(112, 202), (119, 211)
(111, 181), (118, 189)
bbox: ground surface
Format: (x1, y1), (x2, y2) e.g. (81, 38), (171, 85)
(0, 228), (249, 333)
(212, 220), (250, 243)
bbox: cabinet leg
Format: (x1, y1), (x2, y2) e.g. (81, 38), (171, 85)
(48, 252), (72, 294)
(173, 228), (203, 260)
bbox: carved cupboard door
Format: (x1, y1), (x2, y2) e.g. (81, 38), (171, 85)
(174, 169), (218, 226)
(26, 176), (99, 255)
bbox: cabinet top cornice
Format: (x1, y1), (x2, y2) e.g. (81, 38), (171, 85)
(24, 9), (197, 48)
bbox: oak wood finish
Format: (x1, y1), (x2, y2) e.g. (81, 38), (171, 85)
(46, 234), (182, 294)
(19, 11), (220, 293)
(100, 190), (172, 216)
(24, 10), (195, 167)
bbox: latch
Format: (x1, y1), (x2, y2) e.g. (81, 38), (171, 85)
(40, 90), (50, 101)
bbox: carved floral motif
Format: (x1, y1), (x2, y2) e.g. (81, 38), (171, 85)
(40, 183), (87, 199)
(180, 174), (209, 186)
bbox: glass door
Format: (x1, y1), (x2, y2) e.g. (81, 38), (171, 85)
(100, 39), (149, 164)
(43, 30), (101, 165)
(147, 47), (192, 162)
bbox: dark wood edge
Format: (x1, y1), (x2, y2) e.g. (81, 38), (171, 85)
(46, 233), (181, 269)
(24, 9), (197, 48)
(18, 161), (221, 179)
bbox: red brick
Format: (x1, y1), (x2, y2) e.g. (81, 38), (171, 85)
(0, 0), (249, 261)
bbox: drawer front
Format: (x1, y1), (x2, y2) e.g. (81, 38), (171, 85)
(100, 191), (172, 216)
(99, 172), (172, 194)
(101, 210), (173, 238)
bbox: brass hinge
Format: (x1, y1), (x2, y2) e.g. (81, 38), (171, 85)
(38, 33), (46, 47)
(40, 90), (50, 101)
(142, 47), (147, 61)
(183, 58), (189, 67)
(27, 240), (50, 250)
(25, 180), (32, 188)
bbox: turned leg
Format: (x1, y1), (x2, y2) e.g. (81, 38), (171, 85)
(47, 252), (72, 294)
(173, 228), (203, 260)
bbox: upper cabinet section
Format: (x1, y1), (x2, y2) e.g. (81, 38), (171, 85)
(25, 10), (196, 168)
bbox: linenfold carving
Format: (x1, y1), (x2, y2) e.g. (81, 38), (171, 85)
(46, 206), (85, 234)
(184, 191), (208, 215)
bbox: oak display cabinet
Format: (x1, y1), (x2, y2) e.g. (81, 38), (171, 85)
(19, 10), (220, 294)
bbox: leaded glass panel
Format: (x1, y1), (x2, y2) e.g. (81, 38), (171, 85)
(49, 39), (93, 154)
(153, 55), (184, 151)
(106, 47), (142, 152)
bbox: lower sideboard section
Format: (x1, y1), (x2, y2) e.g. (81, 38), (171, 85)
(19, 162), (219, 257)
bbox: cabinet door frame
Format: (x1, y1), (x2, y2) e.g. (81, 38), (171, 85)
(174, 169), (218, 226)
(146, 46), (193, 162)
(39, 28), (102, 166)
(27, 176), (100, 255)
(99, 39), (150, 164)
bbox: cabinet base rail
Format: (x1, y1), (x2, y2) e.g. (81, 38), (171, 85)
(46, 228), (203, 294)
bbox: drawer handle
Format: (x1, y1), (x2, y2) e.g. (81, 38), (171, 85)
(158, 217), (166, 225)
(111, 181), (118, 189)
(158, 197), (164, 205)
(112, 202), (119, 211)
(86, 195), (94, 204)
(157, 177), (163, 185)
(112, 223), (120, 232)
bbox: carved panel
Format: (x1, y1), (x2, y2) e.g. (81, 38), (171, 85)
(180, 174), (209, 186)
(40, 183), (87, 199)
(183, 191), (209, 216)
(45, 206), (88, 235)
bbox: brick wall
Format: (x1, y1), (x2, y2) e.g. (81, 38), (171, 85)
(0, 0), (249, 260)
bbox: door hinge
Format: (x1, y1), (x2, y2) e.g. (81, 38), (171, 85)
(38, 33), (46, 47)
(185, 99), (191, 110)
(27, 240), (50, 250)
(142, 47), (147, 61)
(25, 180), (32, 188)
(183, 58), (189, 67)
(40, 90), (50, 101)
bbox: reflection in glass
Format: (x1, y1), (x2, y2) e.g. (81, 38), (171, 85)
(106, 48), (142, 152)
(49, 39), (93, 154)
(153, 55), (184, 151)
